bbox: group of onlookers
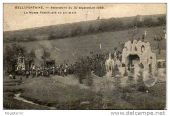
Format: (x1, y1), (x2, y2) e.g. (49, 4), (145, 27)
(8, 51), (123, 79)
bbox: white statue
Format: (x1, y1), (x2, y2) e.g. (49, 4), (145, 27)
(105, 53), (114, 77)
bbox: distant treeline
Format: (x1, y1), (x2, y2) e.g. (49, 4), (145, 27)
(4, 14), (166, 42)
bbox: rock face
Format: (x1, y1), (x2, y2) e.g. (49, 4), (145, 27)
(121, 40), (157, 74)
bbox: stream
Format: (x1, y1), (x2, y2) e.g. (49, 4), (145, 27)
(14, 93), (57, 110)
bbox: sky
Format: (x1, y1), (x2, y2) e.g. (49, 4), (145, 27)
(4, 3), (166, 31)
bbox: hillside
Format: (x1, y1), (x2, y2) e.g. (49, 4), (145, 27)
(4, 26), (166, 64)
(4, 14), (166, 43)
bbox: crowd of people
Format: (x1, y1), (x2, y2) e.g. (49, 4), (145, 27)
(9, 51), (122, 79)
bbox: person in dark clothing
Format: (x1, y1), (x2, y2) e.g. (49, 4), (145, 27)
(26, 70), (30, 78)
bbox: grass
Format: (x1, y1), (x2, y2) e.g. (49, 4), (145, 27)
(12, 76), (96, 109)
(122, 90), (166, 110)
(4, 93), (49, 110)
(3, 78), (50, 110)
(3, 74), (166, 110)
(4, 26), (166, 64)
(119, 81), (166, 110)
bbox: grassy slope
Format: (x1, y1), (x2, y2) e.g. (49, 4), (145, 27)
(4, 26), (166, 64)
(21, 76), (94, 103)
(3, 74), (165, 110)
(3, 77), (50, 110)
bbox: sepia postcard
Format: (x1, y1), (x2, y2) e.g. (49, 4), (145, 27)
(3, 3), (166, 110)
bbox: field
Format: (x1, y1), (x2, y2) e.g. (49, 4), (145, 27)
(3, 73), (166, 110)
(4, 26), (166, 64)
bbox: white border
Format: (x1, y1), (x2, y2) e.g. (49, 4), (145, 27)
(0, 0), (169, 116)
